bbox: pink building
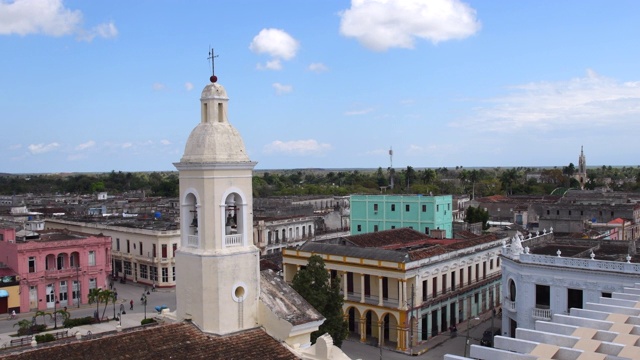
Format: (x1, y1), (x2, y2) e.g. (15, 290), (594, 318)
(0, 227), (112, 313)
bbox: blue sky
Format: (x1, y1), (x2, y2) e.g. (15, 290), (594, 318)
(2, 0), (640, 174)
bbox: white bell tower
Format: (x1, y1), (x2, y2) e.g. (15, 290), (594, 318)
(174, 72), (259, 335)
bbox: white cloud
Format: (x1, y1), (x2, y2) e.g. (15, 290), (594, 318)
(454, 70), (640, 133)
(257, 59), (282, 71)
(308, 63), (329, 72)
(28, 142), (60, 154)
(0, 0), (118, 40)
(152, 82), (166, 91)
(75, 140), (95, 150)
(345, 108), (374, 116)
(160, 139), (171, 145)
(249, 28), (300, 60)
(184, 82), (194, 91)
(339, 0), (481, 51)
(263, 139), (332, 155)
(272, 82), (293, 95)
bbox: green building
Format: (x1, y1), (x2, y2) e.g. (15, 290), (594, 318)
(350, 194), (453, 238)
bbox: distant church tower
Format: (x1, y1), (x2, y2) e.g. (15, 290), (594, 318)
(575, 146), (587, 190)
(174, 68), (259, 334)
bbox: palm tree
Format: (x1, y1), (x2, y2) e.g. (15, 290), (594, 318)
(100, 289), (115, 321)
(88, 288), (103, 322)
(34, 310), (50, 326)
(13, 319), (32, 335)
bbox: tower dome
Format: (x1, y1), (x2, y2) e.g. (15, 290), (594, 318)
(180, 82), (250, 163)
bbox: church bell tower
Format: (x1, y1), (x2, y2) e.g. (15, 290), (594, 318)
(174, 59), (259, 334)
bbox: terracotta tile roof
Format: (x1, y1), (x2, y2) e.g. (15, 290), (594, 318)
(344, 228), (430, 248)
(408, 234), (498, 261)
(1, 322), (300, 360)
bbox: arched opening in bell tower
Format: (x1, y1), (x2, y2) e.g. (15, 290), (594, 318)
(223, 192), (244, 247)
(183, 192), (200, 248)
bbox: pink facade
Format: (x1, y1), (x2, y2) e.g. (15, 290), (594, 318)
(0, 227), (112, 313)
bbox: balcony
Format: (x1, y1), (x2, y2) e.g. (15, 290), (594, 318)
(345, 291), (400, 308)
(532, 306), (551, 321)
(503, 298), (516, 312)
(225, 234), (242, 247)
(45, 267), (81, 277)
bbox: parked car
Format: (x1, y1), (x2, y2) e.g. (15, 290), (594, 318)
(480, 327), (501, 347)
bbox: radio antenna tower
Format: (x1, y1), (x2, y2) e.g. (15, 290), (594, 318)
(389, 147), (394, 190)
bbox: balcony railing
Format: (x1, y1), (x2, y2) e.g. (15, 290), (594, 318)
(187, 235), (199, 247)
(44, 267), (79, 276)
(503, 298), (516, 312)
(225, 234), (242, 247)
(532, 307), (551, 320)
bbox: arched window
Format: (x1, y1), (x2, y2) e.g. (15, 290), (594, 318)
(509, 279), (516, 302)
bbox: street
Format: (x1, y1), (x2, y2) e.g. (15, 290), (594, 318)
(0, 280), (176, 335)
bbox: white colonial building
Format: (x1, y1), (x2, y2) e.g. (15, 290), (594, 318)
(446, 230), (640, 359)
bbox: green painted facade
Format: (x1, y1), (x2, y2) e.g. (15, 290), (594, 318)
(350, 194), (453, 237)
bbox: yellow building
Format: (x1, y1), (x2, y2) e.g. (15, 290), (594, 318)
(283, 228), (505, 352)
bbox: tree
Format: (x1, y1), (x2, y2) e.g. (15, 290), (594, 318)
(88, 288), (103, 322)
(466, 206), (490, 230)
(100, 289), (116, 321)
(34, 310), (50, 326)
(291, 255), (348, 347)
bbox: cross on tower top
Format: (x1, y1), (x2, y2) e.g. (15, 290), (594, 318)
(208, 47), (219, 83)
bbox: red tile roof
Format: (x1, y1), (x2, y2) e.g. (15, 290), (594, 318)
(344, 228), (430, 248)
(1, 322), (300, 360)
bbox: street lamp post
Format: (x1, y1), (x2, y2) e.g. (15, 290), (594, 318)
(464, 296), (480, 358)
(141, 293), (148, 320)
(53, 295), (60, 329)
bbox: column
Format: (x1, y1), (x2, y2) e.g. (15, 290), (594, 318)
(398, 280), (403, 308)
(360, 274), (365, 303)
(378, 276), (384, 306)
(403, 280), (408, 308)
(378, 321), (384, 347)
(359, 316), (367, 342)
(343, 272), (348, 301)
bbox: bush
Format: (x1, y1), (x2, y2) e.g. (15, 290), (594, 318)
(18, 324), (47, 336)
(64, 316), (95, 328)
(35, 333), (56, 343)
(140, 318), (156, 326)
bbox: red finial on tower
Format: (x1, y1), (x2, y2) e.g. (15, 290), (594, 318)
(208, 47), (219, 83)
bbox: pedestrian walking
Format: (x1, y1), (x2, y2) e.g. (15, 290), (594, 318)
(152, 282), (156, 292)
(130, 299), (134, 310)
(10, 310), (16, 320)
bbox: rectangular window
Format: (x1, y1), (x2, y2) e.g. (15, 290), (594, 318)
(556, 210), (560, 215)
(162, 244), (168, 258)
(422, 280), (428, 301)
(422, 205), (426, 212)
(580, 211), (584, 216)
(475, 264), (479, 281)
(437, 204), (440, 212)
(391, 204), (396, 211)
(602, 292), (612, 298)
(391, 225), (396, 229)
(116, 238), (120, 251)
(162, 267), (169, 282)
(172, 266), (176, 282)
(89, 278), (96, 290)
(373, 203), (378, 211)
(124, 261), (132, 276)
(490, 259), (494, 270)
(547, 210), (550, 215)
(70, 254), (76, 267)
(29, 257), (36, 273)
(357, 225), (362, 232)
(425, 227), (430, 235)
(569, 210), (572, 216)
(140, 264), (148, 279)
(153, 244), (157, 258)
(432, 277), (438, 297)
(373, 225), (379, 232)
(88, 251), (96, 266)
(442, 274), (447, 294)
(172, 243), (178, 257)
(139, 242), (143, 256)
(127, 240), (130, 253)
(406, 204), (410, 212)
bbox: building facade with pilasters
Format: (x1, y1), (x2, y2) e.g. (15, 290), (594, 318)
(282, 229), (505, 352)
